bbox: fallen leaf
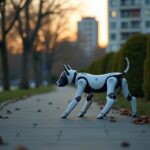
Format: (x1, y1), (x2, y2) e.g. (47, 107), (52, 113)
(0, 136), (4, 145)
(121, 141), (130, 147)
(16, 144), (28, 150)
(33, 123), (38, 126)
(133, 116), (150, 125)
(120, 109), (131, 116)
(7, 110), (12, 114)
(48, 102), (53, 105)
(37, 109), (42, 112)
(36, 98), (40, 102)
(110, 116), (116, 122)
(15, 108), (20, 111)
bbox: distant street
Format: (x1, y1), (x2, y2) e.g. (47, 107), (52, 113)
(0, 86), (150, 150)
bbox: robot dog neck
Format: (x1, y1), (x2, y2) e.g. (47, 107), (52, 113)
(72, 72), (78, 84)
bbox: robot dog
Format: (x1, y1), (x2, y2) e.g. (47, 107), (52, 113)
(56, 57), (137, 119)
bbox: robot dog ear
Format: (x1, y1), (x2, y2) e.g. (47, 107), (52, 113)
(67, 65), (72, 70)
(63, 64), (70, 75)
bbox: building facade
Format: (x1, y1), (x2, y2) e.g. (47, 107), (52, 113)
(78, 17), (98, 57)
(107, 0), (150, 52)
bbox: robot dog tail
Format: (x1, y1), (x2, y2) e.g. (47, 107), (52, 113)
(122, 57), (130, 75)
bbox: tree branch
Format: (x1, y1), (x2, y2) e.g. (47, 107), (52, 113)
(5, 0), (27, 35)
(29, 0), (43, 46)
(1, 0), (6, 39)
(18, 15), (25, 41)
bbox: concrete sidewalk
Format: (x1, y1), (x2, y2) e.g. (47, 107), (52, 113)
(0, 86), (150, 150)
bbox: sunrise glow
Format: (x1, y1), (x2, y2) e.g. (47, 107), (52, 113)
(98, 0), (108, 47)
(82, 0), (108, 47)
(68, 0), (108, 48)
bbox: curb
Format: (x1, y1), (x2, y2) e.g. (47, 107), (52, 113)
(0, 99), (17, 110)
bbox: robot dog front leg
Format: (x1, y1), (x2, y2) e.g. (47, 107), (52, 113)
(97, 77), (117, 119)
(78, 93), (93, 117)
(61, 79), (87, 118)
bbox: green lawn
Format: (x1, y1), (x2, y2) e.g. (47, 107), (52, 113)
(95, 93), (150, 116)
(0, 86), (54, 104)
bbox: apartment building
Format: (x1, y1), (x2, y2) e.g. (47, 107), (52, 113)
(77, 17), (98, 57)
(107, 0), (150, 52)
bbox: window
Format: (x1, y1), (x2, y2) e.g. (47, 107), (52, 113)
(110, 22), (117, 29)
(132, 9), (140, 17)
(145, 0), (150, 4)
(121, 33), (137, 40)
(110, 33), (116, 40)
(131, 21), (140, 28)
(121, 33), (131, 40)
(121, 0), (140, 6)
(121, 22), (129, 29)
(145, 21), (150, 28)
(134, 0), (140, 5)
(124, 0), (132, 5)
(110, 0), (116, 6)
(145, 9), (150, 16)
(110, 10), (117, 18)
(121, 10), (130, 17)
(121, 0), (126, 6)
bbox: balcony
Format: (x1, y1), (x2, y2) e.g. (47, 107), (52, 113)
(120, 21), (140, 31)
(120, 28), (140, 33)
(120, 5), (141, 10)
(120, 0), (141, 9)
(120, 9), (141, 18)
(120, 32), (139, 41)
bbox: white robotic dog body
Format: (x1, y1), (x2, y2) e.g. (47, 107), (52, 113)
(75, 72), (122, 92)
(56, 57), (137, 119)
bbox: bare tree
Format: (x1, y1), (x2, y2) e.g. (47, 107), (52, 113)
(0, 0), (26, 90)
(41, 13), (71, 84)
(16, 0), (76, 89)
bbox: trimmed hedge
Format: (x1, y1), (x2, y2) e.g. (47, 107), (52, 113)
(107, 52), (118, 72)
(143, 36), (150, 100)
(117, 33), (148, 97)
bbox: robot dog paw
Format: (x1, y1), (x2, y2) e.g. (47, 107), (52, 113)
(97, 116), (104, 119)
(131, 113), (137, 118)
(97, 113), (104, 119)
(61, 114), (68, 119)
(78, 113), (84, 118)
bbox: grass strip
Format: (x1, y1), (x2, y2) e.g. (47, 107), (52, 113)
(0, 86), (54, 104)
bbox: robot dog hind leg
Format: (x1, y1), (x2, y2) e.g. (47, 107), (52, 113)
(121, 78), (137, 117)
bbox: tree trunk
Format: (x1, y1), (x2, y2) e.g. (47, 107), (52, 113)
(20, 47), (29, 89)
(33, 51), (42, 88)
(46, 52), (54, 84)
(0, 40), (10, 91)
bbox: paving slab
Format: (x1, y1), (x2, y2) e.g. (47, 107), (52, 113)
(0, 86), (150, 150)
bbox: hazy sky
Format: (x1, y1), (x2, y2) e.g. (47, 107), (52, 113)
(67, 0), (108, 47)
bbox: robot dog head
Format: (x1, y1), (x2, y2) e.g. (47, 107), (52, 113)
(56, 64), (77, 87)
